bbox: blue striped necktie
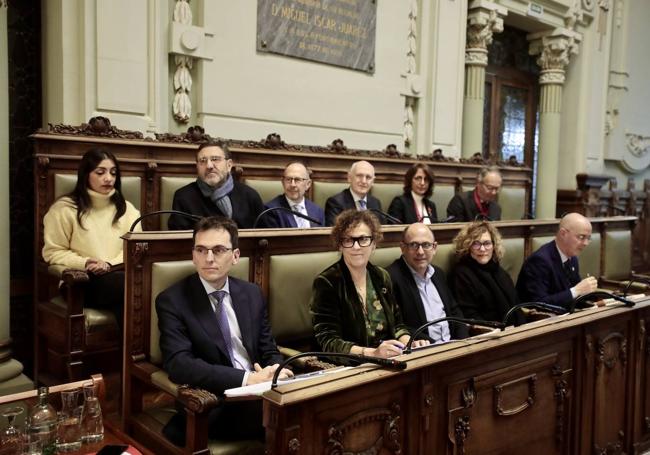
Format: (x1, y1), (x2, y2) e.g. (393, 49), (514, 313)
(211, 290), (234, 363)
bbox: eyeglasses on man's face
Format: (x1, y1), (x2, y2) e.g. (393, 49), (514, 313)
(564, 229), (591, 242)
(197, 156), (226, 165)
(282, 176), (309, 184)
(340, 236), (374, 248)
(193, 245), (232, 256)
(470, 240), (494, 250)
(481, 182), (501, 193)
(404, 241), (437, 251)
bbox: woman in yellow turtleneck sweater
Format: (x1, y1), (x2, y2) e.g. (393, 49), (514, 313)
(42, 148), (141, 325)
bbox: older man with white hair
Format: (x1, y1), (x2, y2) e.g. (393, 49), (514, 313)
(324, 160), (382, 226)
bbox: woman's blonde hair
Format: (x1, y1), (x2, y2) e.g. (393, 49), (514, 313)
(453, 221), (504, 261)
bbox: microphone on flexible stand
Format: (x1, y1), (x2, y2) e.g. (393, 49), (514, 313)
(404, 317), (505, 354)
(521, 212), (536, 220)
(270, 351), (407, 388)
(368, 208), (403, 225)
(129, 210), (202, 231)
(253, 206), (322, 229)
(603, 204), (627, 215)
(501, 302), (567, 328)
(474, 214), (493, 221)
(569, 290), (636, 313)
(622, 276), (650, 297)
(437, 215), (457, 223)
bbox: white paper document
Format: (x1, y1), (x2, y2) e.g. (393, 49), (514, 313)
(224, 367), (352, 398)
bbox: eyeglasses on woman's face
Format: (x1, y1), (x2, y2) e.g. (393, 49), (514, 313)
(470, 240), (493, 251)
(340, 236), (374, 248)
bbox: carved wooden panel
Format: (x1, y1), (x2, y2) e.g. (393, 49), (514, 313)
(585, 322), (632, 455)
(446, 351), (571, 455)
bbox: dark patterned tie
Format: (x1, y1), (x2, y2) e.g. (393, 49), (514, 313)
(563, 260), (578, 286)
(358, 199), (367, 210)
(211, 290), (234, 363)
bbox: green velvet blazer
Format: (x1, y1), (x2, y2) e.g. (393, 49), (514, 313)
(310, 257), (410, 354)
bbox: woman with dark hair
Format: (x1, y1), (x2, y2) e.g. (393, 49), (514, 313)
(42, 148), (141, 323)
(449, 221), (523, 324)
(388, 162), (438, 224)
(310, 210), (428, 360)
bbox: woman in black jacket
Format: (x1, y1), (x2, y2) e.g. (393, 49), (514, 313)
(450, 221), (523, 324)
(388, 163), (438, 224)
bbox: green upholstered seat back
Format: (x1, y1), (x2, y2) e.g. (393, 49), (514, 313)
(149, 258), (249, 365)
(159, 176), (195, 228)
(531, 236), (555, 253)
(431, 185), (456, 219)
(54, 173), (142, 210)
(578, 233), (601, 279)
(312, 181), (349, 209)
(499, 187), (526, 220)
(431, 243), (456, 275)
(370, 183), (402, 213)
(246, 179), (283, 205)
(268, 251), (339, 343)
(501, 237), (525, 282)
(602, 230), (631, 280)
(370, 247), (401, 269)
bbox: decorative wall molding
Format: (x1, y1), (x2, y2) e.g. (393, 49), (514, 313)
(402, 0), (420, 150)
(528, 29), (582, 86)
(169, 0), (214, 124)
(465, 1), (507, 66)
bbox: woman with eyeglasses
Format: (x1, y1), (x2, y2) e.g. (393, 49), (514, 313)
(310, 210), (429, 360)
(388, 163), (438, 224)
(449, 221), (523, 324)
(43, 148), (141, 327)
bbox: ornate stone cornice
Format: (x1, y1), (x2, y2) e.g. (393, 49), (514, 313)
(466, 0), (507, 60)
(528, 29), (582, 85)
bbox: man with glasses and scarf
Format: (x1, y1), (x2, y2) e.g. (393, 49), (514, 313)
(387, 223), (468, 343)
(446, 166), (503, 222)
(168, 141), (265, 229)
(516, 212), (598, 308)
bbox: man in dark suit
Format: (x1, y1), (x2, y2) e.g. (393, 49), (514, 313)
(325, 160), (382, 226)
(156, 216), (292, 443)
(262, 162), (325, 228)
(516, 212), (598, 308)
(387, 223), (468, 342)
(446, 166), (502, 221)
(168, 141), (265, 229)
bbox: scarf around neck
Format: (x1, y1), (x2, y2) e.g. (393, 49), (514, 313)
(197, 174), (234, 218)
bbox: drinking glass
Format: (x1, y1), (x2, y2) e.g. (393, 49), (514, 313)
(55, 389), (82, 452)
(80, 382), (103, 443)
(0, 406), (25, 455)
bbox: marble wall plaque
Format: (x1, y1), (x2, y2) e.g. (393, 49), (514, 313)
(257, 0), (376, 73)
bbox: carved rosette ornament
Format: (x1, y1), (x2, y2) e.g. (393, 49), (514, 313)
(625, 133), (650, 158)
(47, 116), (143, 139)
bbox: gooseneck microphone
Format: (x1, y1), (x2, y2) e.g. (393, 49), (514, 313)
(253, 206), (322, 229)
(368, 208), (403, 225)
(501, 302), (567, 328)
(129, 210), (202, 231)
(270, 351), (407, 388)
(437, 215), (457, 223)
(623, 277), (650, 297)
(569, 290), (636, 313)
(404, 317), (505, 354)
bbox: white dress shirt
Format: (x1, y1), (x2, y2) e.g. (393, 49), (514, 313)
(199, 276), (253, 386)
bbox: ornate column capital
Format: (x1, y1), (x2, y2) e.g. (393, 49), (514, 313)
(528, 29), (582, 85)
(465, 0), (507, 66)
